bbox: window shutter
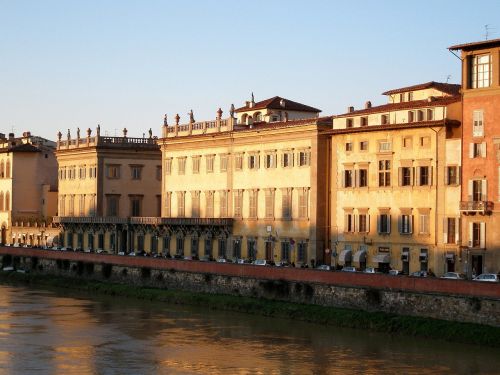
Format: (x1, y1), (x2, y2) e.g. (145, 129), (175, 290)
(409, 215), (413, 234)
(429, 166), (433, 186)
(457, 166), (461, 186)
(469, 143), (474, 159)
(468, 180), (473, 201)
(398, 168), (402, 186)
(341, 171), (345, 188)
(480, 222), (486, 248)
(387, 215), (391, 234)
(445, 167), (449, 185)
(344, 213), (348, 232)
(412, 167), (416, 186)
(367, 215), (370, 233)
(468, 222), (473, 247)
(354, 214), (358, 232)
(377, 215), (381, 234)
(398, 215), (402, 234)
(354, 170), (358, 187)
(415, 167), (420, 186)
(455, 218), (460, 244)
(482, 142), (487, 158)
(443, 218), (448, 244)
(481, 179), (487, 201)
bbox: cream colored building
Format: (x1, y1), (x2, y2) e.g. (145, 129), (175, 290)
(329, 82), (463, 275)
(53, 126), (161, 252)
(158, 96), (330, 264)
(0, 132), (58, 246)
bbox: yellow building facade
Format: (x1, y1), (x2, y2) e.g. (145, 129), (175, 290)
(329, 82), (463, 274)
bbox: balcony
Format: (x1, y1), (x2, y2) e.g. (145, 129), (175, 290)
(53, 216), (233, 227)
(459, 201), (494, 215)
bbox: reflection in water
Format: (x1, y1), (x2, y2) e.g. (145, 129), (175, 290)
(0, 284), (498, 375)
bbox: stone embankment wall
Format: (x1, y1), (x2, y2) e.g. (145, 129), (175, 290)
(1, 247), (499, 327)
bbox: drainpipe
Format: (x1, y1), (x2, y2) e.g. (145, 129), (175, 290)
(430, 125), (443, 273)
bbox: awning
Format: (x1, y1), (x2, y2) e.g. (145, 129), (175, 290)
(353, 249), (367, 262)
(373, 253), (391, 263)
(339, 249), (352, 263)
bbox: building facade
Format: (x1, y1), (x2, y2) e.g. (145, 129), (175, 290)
(450, 38), (500, 277)
(158, 96), (330, 264)
(328, 82), (462, 275)
(53, 127), (161, 252)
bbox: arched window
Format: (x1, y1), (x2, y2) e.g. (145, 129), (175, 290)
(5, 160), (10, 178)
(240, 114), (248, 125)
(5, 191), (10, 211)
(0, 192), (4, 211)
(254, 112), (262, 122)
(0, 161), (4, 178)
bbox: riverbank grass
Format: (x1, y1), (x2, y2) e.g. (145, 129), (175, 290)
(1, 271), (499, 347)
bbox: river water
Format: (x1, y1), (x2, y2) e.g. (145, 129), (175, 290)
(0, 284), (498, 375)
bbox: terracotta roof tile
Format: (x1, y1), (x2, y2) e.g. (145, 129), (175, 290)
(0, 143), (41, 153)
(325, 119), (460, 135)
(382, 81), (461, 96)
(235, 96), (321, 113)
(233, 116), (332, 132)
(449, 38), (500, 51)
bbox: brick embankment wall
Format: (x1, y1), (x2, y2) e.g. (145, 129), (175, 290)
(1, 247), (499, 327)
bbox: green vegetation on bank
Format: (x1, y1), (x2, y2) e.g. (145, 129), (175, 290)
(1, 271), (499, 347)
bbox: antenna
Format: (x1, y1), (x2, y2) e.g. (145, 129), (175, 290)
(484, 24), (496, 40)
(446, 75), (451, 83)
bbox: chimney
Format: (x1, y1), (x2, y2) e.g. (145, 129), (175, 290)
(0, 133), (5, 140)
(347, 106), (354, 113)
(365, 101), (372, 109)
(8, 133), (14, 139)
(23, 131), (31, 138)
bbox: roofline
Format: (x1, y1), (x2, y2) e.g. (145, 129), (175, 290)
(448, 38), (500, 51)
(381, 81), (461, 96)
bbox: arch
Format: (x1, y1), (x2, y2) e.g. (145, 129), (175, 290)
(0, 192), (4, 211)
(254, 112), (262, 122)
(247, 115), (253, 125)
(5, 191), (10, 211)
(473, 169), (484, 178)
(0, 161), (4, 178)
(5, 160), (10, 178)
(240, 114), (248, 125)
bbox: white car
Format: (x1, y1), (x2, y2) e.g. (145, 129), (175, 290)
(316, 264), (331, 271)
(341, 266), (357, 272)
(253, 259), (268, 266)
(473, 273), (499, 282)
(440, 272), (466, 280)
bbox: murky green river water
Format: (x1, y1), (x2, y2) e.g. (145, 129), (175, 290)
(0, 284), (498, 374)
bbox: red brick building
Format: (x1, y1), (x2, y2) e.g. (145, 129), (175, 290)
(450, 38), (500, 276)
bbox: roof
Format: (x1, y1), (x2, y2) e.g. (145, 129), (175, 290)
(448, 38), (500, 51)
(382, 81), (461, 96)
(235, 96), (321, 113)
(335, 95), (460, 118)
(233, 116), (332, 132)
(0, 143), (41, 154)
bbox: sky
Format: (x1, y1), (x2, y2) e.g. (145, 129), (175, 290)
(1, 0), (499, 140)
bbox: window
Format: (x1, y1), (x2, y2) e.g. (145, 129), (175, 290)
(408, 111), (415, 123)
(408, 92), (413, 101)
(218, 238), (227, 258)
(5, 160), (10, 178)
(399, 214), (413, 234)
(206, 155), (215, 173)
(247, 238), (257, 260)
(206, 191), (214, 217)
(249, 190), (258, 218)
(470, 222), (485, 248)
(298, 150), (310, 166)
(192, 157), (200, 174)
(156, 166), (162, 181)
(402, 136), (412, 149)
(282, 151), (293, 168)
(176, 237), (184, 255)
(220, 154), (228, 172)
(177, 191), (185, 216)
(282, 188), (292, 219)
(79, 166), (86, 179)
(191, 191), (200, 217)
(344, 213), (354, 233)
(419, 136), (430, 148)
(265, 190), (274, 219)
(178, 158), (186, 174)
(358, 214), (369, 233)
(360, 117), (368, 127)
(400, 167), (412, 186)
(130, 165), (142, 180)
(89, 165), (97, 179)
(219, 190), (228, 217)
(235, 154), (243, 170)
(358, 169), (368, 187)
(360, 141), (368, 151)
(163, 237), (171, 255)
(378, 160), (391, 187)
(5, 191), (9, 211)
(379, 141), (391, 152)
(156, 195), (161, 217)
(264, 153), (276, 169)
(165, 159), (173, 175)
(417, 110), (424, 122)
(106, 195), (119, 217)
(446, 166), (459, 185)
(419, 213), (430, 235)
(418, 166), (431, 186)
(281, 241), (291, 261)
(346, 118), (353, 128)
(444, 217), (458, 244)
(473, 110), (484, 137)
(130, 195), (142, 216)
(381, 114), (389, 125)
(234, 190), (243, 218)
(106, 165), (120, 179)
(345, 142), (353, 152)
(164, 192), (171, 217)
(233, 238), (241, 258)
(470, 142), (486, 158)
(79, 195), (85, 216)
(427, 109), (434, 121)
(378, 214), (391, 234)
(344, 169), (353, 188)
(471, 179), (486, 201)
(298, 189), (308, 219)
(297, 242), (307, 263)
(470, 54), (491, 88)
(248, 154), (259, 170)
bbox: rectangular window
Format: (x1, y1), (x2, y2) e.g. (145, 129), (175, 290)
(345, 142), (353, 152)
(177, 192), (185, 216)
(163, 237), (171, 255)
(164, 192), (171, 217)
(235, 154), (243, 170)
(281, 241), (291, 261)
(446, 218), (456, 244)
(234, 191), (243, 218)
(344, 169), (353, 188)
(420, 136), (430, 148)
(106, 165), (120, 179)
(218, 238), (227, 259)
(360, 141), (368, 151)
(470, 54), (491, 89)
(248, 154), (259, 170)
(282, 189), (292, 219)
(192, 157), (200, 174)
(471, 179), (486, 202)
(378, 214), (391, 234)
(427, 109), (434, 121)
(165, 159), (172, 175)
(191, 191), (200, 218)
(130, 196), (141, 216)
(379, 141), (391, 152)
(360, 117), (368, 127)
(130, 165), (142, 180)
(358, 169), (368, 187)
(473, 110), (484, 137)
(400, 167), (412, 186)
(446, 166), (459, 185)
(206, 155), (215, 173)
(470, 142), (486, 158)
(176, 237), (184, 255)
(472, 222), (482, 247)
(346, 118), (353, 128)
(298, 189), (308, 219)
(297, 242), (307, 263)
(106, 195), (119, 217)
(381, 114), (389, 125)
(344, 213), (354, 233)
(219, 191), (228, 217)
(358, 214), (369, 233)
(265, 190), (274, 219)
(399, 214), (413, 234)
(419, 214), (430, 234)
(79, 195), (85, 216)
(178, 158), (186, 175)
(282, 152), (293, 168)
(220, 154), (228, 172)
(418, 166), (430, 186)
(417, 110), (424, 122)
(408, 111), (415, 123)
(79, 166), (86, 179)
(298, 151), (310, 166)
(265, 153), (276, 169)
(378, 160), (391, 187)
(156, 166), (162, 181)
(402, 136), (412, 149)
(206, 191), (214, 217)
(249, 190), (258, 218)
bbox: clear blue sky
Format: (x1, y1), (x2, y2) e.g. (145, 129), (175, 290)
(1, 0), (498, 140)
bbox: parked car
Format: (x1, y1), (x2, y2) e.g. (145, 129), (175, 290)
(117, 251), (126, 256)
(440, 272), (466, 280)
(411, 270), (429, 277)
(341, 266), (356, 272)
(316, 264), (331, 271)
(216, 258), (228, 263)
(363, 267), (376, 274)
(389, 269), (401, 276)
(253, 259), (268, 266)
(233, 258), (247, 264)
(473, 273), (500, 283)
(199, 255), (213, 262)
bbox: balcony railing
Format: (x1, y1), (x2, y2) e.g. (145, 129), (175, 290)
(53, 216), (128, 224)
(459, 201), (494, 214)
(53, 216), (233, 227)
